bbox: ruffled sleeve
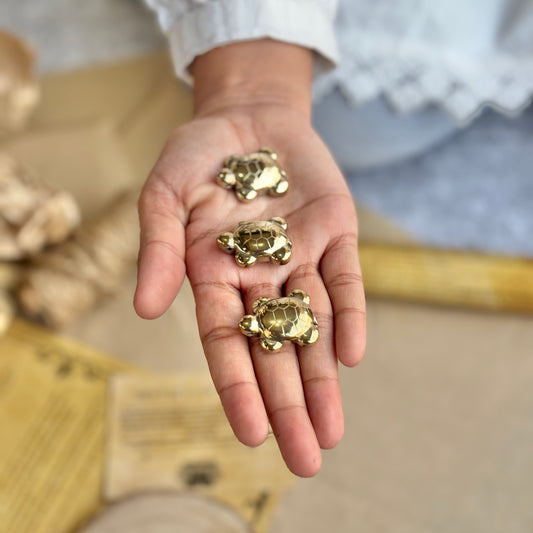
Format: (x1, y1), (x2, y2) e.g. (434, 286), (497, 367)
(145, 0), (339, 84)
(313, 0), (533, 124)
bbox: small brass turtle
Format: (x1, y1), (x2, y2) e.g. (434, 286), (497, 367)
(217, 217), (292, 267)
(217, 147), (288, 202)
(239, 290), (319, 351)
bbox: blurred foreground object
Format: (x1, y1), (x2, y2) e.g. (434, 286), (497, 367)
(78, 493), (250, 533)
(0, 30), (40, 132)
(0, 260), (18, 336)
(18, 194), (138, 327)
(0, 152), (80, 259)
(360, 243), (533, 312)
(0, 260), (20, 289)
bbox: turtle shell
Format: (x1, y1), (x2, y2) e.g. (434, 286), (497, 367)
(235, 221), (285, 254)
(233, 159), (266, 186)
(257, 297), (316, 340)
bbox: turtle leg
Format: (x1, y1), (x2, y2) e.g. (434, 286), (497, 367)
(289, 289), (310, 304)
(297, 326), (319, 346)
(272, 246), (292, 265)
(217, 169), (236, 188)
(269, 217), (287, 230)
(258, 147), (277, 160)
(252, 297), (270, 313)
(225, 155), (240, 166)
(235, 252), (257, 267)
(236, 187), (258, 202)
(272, 177), (289, 196)
(261, 338), (284, 352)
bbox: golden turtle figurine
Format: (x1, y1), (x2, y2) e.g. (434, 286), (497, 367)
(217, 148), (288, 202)
(239, 290), (319, 351)
(217, 217), (292, 267)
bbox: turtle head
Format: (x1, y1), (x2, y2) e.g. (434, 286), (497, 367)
(239, 315), (259, 336)
(217, 232), (235, 254)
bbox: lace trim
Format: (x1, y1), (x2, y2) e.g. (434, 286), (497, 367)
(314, 33), (533, 124)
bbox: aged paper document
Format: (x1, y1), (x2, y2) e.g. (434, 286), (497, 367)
(104, 374), (294, 533)
(0, 320), (132, 533)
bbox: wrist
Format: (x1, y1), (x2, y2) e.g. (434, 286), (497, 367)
(191, 39), (313, 118)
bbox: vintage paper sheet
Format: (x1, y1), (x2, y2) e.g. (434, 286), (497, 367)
(0, 320), (132, 533)
(104, 374), (294, 533)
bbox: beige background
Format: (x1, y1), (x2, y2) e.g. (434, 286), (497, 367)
(2, 52), (532, 532)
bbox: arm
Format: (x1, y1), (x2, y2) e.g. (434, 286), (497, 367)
(192, 39), (312, 116)
(134, 38), (366, 477)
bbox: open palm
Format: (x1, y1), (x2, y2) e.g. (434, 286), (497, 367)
(134, 104), (366, 477)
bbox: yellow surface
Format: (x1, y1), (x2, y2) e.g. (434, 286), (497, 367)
(360, 243), (533, 312)
(0, 320), (132, 533)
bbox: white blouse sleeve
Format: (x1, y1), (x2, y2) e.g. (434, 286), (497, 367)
(314, 0), (533, 124)
(145, 0), (339, 84)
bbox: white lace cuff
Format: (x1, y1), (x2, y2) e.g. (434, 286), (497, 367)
(313, 17), (533, 124)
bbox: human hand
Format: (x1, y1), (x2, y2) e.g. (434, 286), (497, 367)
(134, 41), (366, 477)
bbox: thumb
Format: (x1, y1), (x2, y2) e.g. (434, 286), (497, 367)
(134, 176), (187, 319)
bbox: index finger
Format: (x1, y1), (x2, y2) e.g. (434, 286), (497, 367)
(189, 257), (269, 447)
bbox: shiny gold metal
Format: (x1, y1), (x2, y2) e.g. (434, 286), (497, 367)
(217, 217), (292, 267)
(217, 147), (288, 202)
(239, 290), (319, 351)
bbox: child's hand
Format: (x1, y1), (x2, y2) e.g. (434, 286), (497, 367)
(134, 41), (366, 477)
